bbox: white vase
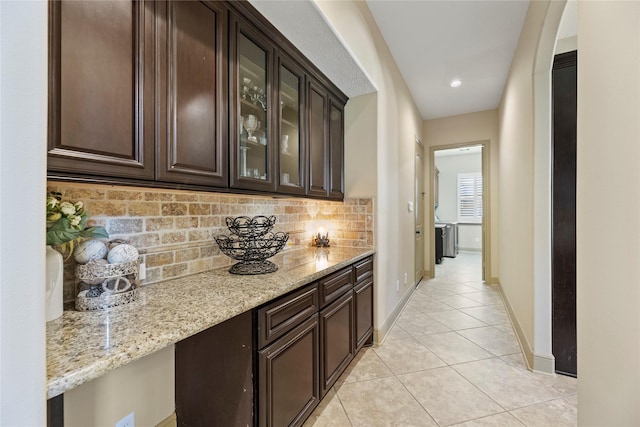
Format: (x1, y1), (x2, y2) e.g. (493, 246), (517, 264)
(46, 246), (64, 322)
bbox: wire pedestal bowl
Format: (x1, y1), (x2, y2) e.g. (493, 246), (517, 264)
(215, 216), (289, 275)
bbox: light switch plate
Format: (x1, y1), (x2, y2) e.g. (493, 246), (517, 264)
(407, 202), (414, 212)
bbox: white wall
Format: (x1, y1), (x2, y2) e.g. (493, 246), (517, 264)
(498, 0), (551, 369)
(424, 109), (499, 280)
(344, 92), (377, 199)
(577, 1), (640, 423)
(435, 153), (482, 222)
(65, 346), (175, 427)
(457, 225), (482, 252)
(315, 0), (424, 337)
(435, 153), (482, 251)
(0, 1), (48, 425)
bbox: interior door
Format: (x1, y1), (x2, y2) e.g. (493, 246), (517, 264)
(415, 146), (425, 283)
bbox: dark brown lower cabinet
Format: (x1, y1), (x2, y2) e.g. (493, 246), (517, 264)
(175, 255), (374, 427)
(175, 311), (254, 427)
(319, 290), (355, 397)
(258, 315), (320, 427)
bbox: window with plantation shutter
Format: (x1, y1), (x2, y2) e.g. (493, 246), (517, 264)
(457, 173), (482, 223)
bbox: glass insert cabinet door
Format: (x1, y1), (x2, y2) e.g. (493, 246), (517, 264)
(278, 59), (304, 192)
(237, 31), (269, 181)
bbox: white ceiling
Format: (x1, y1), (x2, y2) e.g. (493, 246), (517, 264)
(251, 1), (576, 121)
(366, 0), (530, 120)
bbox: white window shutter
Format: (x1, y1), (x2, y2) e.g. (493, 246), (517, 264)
(457, 173), (482, 223)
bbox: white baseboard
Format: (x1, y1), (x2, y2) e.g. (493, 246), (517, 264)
(156, 413), (176, 427)
(496, 280), (535, 370)
(373, 283), (416, 345)
(458, 247), (482, 252)
(496, 279), (556, 375)
(533, 353), (555, 375)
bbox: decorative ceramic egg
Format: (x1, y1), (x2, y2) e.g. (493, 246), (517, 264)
(74, 239), (108, 264)
(107, 244), (139, 264)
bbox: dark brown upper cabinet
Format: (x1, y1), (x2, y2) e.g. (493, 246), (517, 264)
(155, 0), (228, 188)
(275, 52), (306, 195)
(47, 0), (155, 180)
(47, 0), (347, 200)
(229, 13), (277, 193)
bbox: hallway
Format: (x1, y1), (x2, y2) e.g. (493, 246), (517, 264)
(305, 252), (577, 426)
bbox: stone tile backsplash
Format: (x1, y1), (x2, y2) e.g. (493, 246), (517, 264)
(47, 182), (374, 306)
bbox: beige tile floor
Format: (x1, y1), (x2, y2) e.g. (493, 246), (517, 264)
(304, 252), (577, 427)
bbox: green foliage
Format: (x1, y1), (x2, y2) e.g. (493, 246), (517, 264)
(46, 192), (109, 255)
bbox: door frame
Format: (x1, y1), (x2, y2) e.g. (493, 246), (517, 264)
(428, 140), (491, 282)
(415, 137), (425, 284)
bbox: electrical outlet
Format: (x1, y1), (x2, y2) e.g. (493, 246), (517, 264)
(138, 263), (146, 281)
(404, 273), (408, 284)
(396, 280), (399, 291)
(116, 412), (134, 427)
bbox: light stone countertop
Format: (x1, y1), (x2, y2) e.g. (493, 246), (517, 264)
(46, 246), (374, 399)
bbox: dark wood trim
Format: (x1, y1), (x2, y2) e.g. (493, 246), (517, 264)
(551, 49), (577, 377)
(47, 394), (63, 427)
(553, 50), (577, 70)
(47, 0), (61, 154)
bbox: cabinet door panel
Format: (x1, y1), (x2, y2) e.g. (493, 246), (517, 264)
(307, 81), (329, 198)
(355, 278), (374, 350)
(276, 54), (306, 195)
(48, 0), (154, 179)
(320, 290), (355, 396)
(176, 311), (254, 427)
(156, 0), (227, 187)
(329, 98), (344, 200)
(259, 315), (319, 427)
(230, 14), (276, 192)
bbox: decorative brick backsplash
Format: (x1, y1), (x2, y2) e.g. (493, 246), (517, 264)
(47, 182), (374, 306)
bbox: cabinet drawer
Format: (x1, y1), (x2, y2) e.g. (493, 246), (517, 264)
(354, 256), (373, 284)
(318, 267), (353, 308)
(258, 283), (319, 348)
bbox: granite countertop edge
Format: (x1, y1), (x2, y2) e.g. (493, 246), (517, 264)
(46, 246), (375, 399)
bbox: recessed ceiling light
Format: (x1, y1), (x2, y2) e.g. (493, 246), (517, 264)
(450, 79), (462, 88)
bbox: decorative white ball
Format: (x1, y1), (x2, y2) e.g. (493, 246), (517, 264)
(74, 239), (108, 264)
(107, 244), (139, 264)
